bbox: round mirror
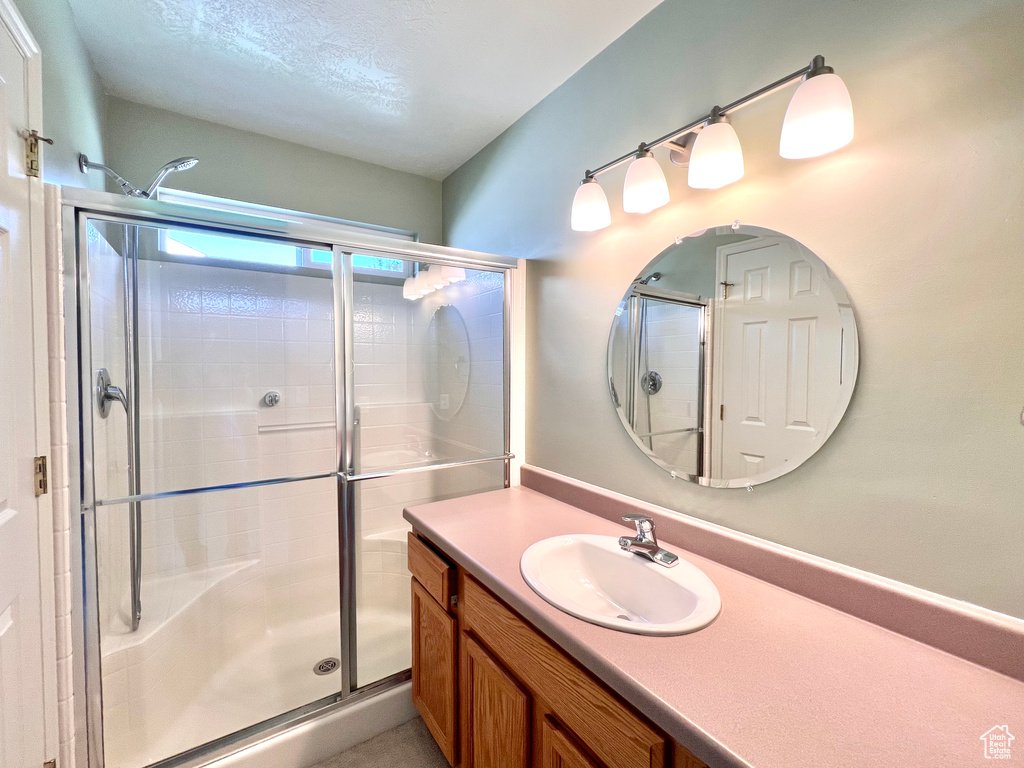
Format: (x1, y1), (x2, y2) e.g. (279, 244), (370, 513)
(607, 225), (858, 488)
(427, 305), (471, 421)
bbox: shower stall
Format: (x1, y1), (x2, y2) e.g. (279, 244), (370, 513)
(622, 284), (707, 479)
(62, 189), (516, 768)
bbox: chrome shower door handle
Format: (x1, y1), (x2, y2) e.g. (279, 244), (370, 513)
(95, 367), (142, 631)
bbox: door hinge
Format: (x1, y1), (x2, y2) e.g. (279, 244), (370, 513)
(720, 404), (725, 421)
(34, 456), (48, 497)
(450, 594), (458, 607)
(22, 129), (54, 178)
(720, 281), (734, 299)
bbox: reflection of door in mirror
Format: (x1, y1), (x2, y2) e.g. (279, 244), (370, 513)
(631, 297), (705, 478)
(710, 236), (845, 479)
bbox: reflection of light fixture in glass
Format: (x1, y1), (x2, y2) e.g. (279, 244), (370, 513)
(441, 265), (466, 284)
(623, 147), (669, 214)
(780, 56), (854, 159)
(402, 277), (419, 300)
(570, 176), (611, 231)
(688, 108), (744, 189)
(414, 269), (433, 296)
(427, 265), (447, 289)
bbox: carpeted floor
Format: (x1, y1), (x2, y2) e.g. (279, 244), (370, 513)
(309, 718), (449, 768)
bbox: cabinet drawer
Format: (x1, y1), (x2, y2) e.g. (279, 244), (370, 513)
(408, 531), (452, 608)
(461, 574), (666, 768)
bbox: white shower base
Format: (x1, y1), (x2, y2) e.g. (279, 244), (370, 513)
(107, 604), (410, 768)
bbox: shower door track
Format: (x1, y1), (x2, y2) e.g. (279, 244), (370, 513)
(63, 188), (518, 768)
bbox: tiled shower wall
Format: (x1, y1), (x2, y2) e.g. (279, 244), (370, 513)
(46, 188), (75, 768)
(134, 259), (338, 625)
(88, 240), (340, 635)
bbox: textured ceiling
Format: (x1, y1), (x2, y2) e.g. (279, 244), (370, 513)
(68, 0), (663, 179)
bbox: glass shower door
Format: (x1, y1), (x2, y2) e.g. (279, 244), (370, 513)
(82, 217), (342, 768)
(633, 297), (705, 478)
(347, 259), (509, 687)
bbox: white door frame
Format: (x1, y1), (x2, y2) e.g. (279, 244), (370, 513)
(0, 0), (58, 762)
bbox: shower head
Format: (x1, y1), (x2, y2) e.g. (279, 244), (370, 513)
(142, 157), (200, 198)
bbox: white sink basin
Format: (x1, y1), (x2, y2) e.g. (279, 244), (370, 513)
(520, 534), (721, 636)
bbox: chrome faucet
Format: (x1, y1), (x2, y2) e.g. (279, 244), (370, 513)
(618, 514), (679, 568)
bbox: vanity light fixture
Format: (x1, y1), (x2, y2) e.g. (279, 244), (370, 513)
(780, 57), (854, 159)
(570, 54), (854, 231)
(687, 107), (744, 190)
(622, 145), (670, 214)
(570, 176), (612, 231)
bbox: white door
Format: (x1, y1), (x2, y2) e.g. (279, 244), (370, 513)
(0, 5), (53, 768)
(712, 236), (844, 481)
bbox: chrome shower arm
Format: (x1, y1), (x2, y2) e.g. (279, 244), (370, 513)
(78, 154), (144, 197)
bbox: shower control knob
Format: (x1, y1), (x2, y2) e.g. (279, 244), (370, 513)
(263, 391), (281, 408)
(640, 370), (663, 395)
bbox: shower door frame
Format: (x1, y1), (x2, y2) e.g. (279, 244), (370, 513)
(624, 286), (708, 481)
(62, 188), (519, 768)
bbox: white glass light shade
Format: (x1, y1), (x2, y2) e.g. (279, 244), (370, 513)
(402, 277), (419, 300)
(441, 265), (466, 283)
(780, 73), (854, 159)
(622, 154), (669, 214)
(426, 265), (447, 288)
(414, 270), (433, 295)
(570, 178), (611, 231)
(688, 122), (744, 189)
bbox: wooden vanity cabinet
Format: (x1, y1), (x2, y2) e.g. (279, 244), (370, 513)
(409, 534), (458, 764)
(408, 531), (709, 768)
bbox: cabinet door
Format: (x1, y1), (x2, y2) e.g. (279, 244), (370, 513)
(541, 717), (601, 768)
(412, 579), (458, 765)
(461, 633), (531, 768)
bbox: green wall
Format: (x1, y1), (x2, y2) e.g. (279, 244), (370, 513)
(15, 0), (105, 189)
(104, 97), (443, 243)
(443, 0), (1024, 618)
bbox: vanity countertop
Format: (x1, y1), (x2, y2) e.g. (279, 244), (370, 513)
(405, 485), (1024, 768)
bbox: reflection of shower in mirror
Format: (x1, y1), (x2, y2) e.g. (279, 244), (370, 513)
(607, 224), (859, 488)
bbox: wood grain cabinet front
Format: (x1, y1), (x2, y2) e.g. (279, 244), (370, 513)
(411, 578), (458, 765)
(541, 717), (602, 768)
(460, 633), (531, 768)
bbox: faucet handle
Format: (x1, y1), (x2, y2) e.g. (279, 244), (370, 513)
(622, 513), (656, 542)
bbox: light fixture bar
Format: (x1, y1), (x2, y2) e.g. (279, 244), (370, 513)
(583, 56), (823, 179)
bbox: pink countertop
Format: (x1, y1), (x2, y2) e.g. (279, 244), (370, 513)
(404, 486), (1024, 768)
